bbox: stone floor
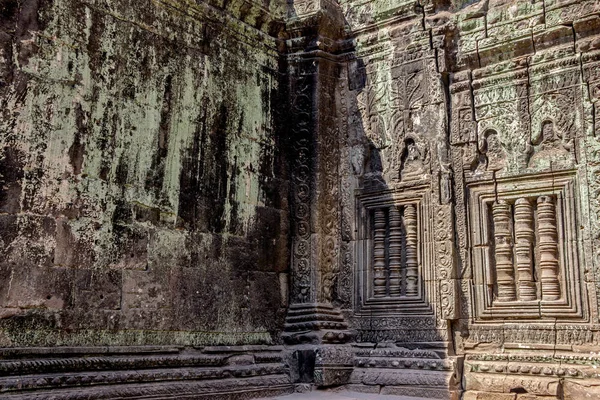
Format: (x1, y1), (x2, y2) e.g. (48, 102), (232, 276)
(261, 391), (428, 400)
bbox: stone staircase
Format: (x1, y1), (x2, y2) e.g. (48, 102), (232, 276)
(0, 345), (293, 399)
(347, 343), (463, 399)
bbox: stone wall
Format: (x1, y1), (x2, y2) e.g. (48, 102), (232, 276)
(284, 0), (600, 398)
(0, 0), (289, 347)
(1, 0), (600, 399)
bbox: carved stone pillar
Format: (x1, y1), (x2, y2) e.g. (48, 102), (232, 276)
(537, 196), (561, 301)
(282, 7), (355, 386)
(404, 204), (419, 297)
(388, 206), (402, 297)
(514, 198), (537, 300)
(492, 200), (517, 301)
(284, 53), (352, 345)
(373, 208), (387, 298)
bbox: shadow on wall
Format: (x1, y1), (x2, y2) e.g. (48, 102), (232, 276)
(343, 39), (453, 350)
(285, 0), (452, 348)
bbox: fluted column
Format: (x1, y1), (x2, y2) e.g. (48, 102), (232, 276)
(514, 198), (537, 300)
(404, 204), (419, 297)
(373, 208), (387, 297)
(537, 196), (561, 301)
(388, 206), (402, 297)
(492, 200), (517, 301)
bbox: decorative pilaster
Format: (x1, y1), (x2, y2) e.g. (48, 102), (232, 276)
(537, 196), (561, 301)
(404, 204), (419, 297)
(492, 200), (517, 301)
(514, 198), (537, 300)
(388, 206), (402, 297)
(282, 1), (355, 360)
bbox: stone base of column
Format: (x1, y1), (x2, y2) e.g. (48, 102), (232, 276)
(314, 345), (355, 387)
(282, 303), (355, 345)
(283, 303), (355, 387)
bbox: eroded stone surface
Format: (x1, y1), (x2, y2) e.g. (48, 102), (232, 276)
(1, 0), (600, 399)
(261, 390), (427, 399)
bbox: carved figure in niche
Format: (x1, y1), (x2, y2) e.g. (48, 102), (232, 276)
(399, 137), (427, 181)
(475, 130), (506, 173)
(528, 120), (574, 170)
(350, 145), (365, 176)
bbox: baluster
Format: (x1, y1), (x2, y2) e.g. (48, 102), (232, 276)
(537, 196), (561, 301)
(388, 206), (402, 297)
(514, 198), (537, 300)
(492, 200), (517, 301)
(373, 208), (387, 297)
(404, 204), (418, 297)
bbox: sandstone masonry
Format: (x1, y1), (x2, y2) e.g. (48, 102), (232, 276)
(1, 0), (599, 398)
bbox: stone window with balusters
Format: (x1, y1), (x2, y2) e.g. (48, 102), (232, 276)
(467, 172), (584, 320)
(355, 186), (435, 316)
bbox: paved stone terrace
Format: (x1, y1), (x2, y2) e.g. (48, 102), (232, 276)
(261, 390), (429, 400)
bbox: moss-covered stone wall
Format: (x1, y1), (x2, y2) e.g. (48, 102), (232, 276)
(0, 0), (289, 346)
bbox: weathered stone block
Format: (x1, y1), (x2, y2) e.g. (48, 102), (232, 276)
(314, 345), (353, 387)
(463, 392), (516, 400)
(563, 379), (600, 399)
(74, 269), (122, 311)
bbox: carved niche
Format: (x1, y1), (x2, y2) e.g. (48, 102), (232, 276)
(467, 171), (584, 320)
(350, 41), (454, 343)
(528, 119), (575, 170)
(474, 129), (507, 173)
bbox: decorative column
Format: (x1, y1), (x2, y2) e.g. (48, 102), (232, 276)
(282, 2), (355, 389)
(514, 198), (537, 300)
(537, 196), (561, 301)
(388, 206), (402, 297)
(492, 200), (517, 301)
(282, 5), (354, 350)
(404, 204), (419, 297)
(373, 208), (387, 298)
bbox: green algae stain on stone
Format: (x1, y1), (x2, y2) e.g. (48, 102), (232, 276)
(0, 0), (287, 346)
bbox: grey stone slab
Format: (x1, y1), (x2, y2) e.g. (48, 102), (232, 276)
(261, 390), (431, 400)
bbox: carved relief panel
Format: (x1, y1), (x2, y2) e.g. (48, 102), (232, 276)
(472, 63), (531, 174)
(467, 171), (585, 320)
(527, 51), (581, 172)
(448, 36), (599, 374)
(347, 33), (455, 344)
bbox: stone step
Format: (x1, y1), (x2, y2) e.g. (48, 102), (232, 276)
(0, 375), (294, 399)
(0, 364), (287, 393)
(0, 354), (225, 376)
(350, 368), (458, 390)
(354, 357), (455, 371)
